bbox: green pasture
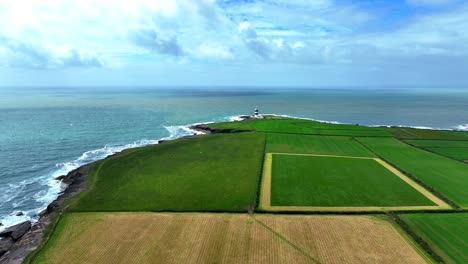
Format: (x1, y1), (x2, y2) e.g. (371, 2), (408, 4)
(270, 154), (434, 207)
(425, 147), (468, 161)
(70, 132), (265, 212)
(266, 133), (375, 157)
(388, 127), (468, 140)
(358, 137), (468, 207)
(405, 140), (468, 148)
(401, 213), (468, 264)
(208, 118), (391, 136)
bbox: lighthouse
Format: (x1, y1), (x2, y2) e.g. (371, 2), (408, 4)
(254, 106), (259, 116)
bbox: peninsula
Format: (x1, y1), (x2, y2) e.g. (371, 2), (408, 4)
(1, 115), (467, 264)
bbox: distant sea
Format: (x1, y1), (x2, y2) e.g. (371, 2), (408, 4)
(1, 87), (467, 230)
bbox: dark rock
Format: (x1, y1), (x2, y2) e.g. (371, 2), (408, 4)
(0, 237), (14, 257)
(0, 221), (31, 241)
(158, 140), (168, 144)
(0, 222), (3, 226)
(15, 212), (23, 216)
(55, 175), (66, 181)
(11, 221), (31, 241)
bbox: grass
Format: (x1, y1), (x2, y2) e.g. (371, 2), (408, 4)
(30, 213), (429, 264)
(266, 133), (376, 157)
(424, 147), (468, 161)
(405, 140), (468, 148)
(388, 127), (468, 140)
(207, 118), (392, 136)
(358, 137), (468, 207)
(401, 213), (468, 264)
(404, 140), (468, 161)
(270, 154), (434, 207)
(69, 132), (265, 212)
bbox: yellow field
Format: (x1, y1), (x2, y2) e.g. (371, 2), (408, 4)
(260, 153), (450, 212)
(33, 213), (429, 264)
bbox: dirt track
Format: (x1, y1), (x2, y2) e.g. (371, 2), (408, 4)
(259, 153), (450, 212)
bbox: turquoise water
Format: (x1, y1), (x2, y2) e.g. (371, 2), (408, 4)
(1, 87), (467, 229)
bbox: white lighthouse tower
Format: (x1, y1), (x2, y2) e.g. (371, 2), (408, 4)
(254, 106), (259, 117)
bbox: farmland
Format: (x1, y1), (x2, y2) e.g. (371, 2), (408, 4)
(405, 140), (468, 161)
(269, 154), (436, 207)
(357, 137), (468, 207)
(401, 213), (468, 264)
(387, 127), (468, 140)
(208, 118), (392, 136)
(70, 132), (265, 212)
(30, 213), (429, 264)
(266, 133), (375, 157)
(19, 117), (468, 264)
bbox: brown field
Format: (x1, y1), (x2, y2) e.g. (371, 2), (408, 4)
(33, 213), (429, 264)
(260, 153), (449, 212)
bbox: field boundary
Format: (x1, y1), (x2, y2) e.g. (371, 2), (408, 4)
(387, 212), (445, 264)
(354, 138), (461, 209)
(259, 153), (450, 212)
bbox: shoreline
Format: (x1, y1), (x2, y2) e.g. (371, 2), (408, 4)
(0, 164), (91, 263)
(0, 114), (467, 263)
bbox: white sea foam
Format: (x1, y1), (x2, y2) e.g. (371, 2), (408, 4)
(1, 114), (466, 232)
(454, 124), (468, 131)
(0, 121), (210, 232)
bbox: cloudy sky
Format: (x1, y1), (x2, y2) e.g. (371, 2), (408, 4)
(0, 0), (467, 87)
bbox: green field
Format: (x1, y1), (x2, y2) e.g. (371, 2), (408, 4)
(388, 127), (468, 140)
(208, 118), (391, 136)
(401, 213), (468, 264)
(405, 140), (468, 148)
(266, 133), (375, 157)
(404, 140), (468, 161)
(270, 154), (434, 207)
(358, 137), (468, 207)
(70, 132), (265, 212)
(424, 147), (468, 161)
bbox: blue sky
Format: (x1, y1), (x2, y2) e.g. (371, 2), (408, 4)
(0, 0), (467, 87)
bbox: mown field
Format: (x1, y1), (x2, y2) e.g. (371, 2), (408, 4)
(405, 140), (468, 161)
(401, 213), (468, 264)
(270, 154), (434, 207)
(69, 132), (265, 212)
(208, 118), (392, 136)
(266, 133), (375, 157)
(358, 137), (468, 207)
(387, 127), (468, 140)
(30, 213), (429, 264)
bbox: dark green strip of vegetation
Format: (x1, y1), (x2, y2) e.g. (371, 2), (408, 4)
(387, 212), (445, 264)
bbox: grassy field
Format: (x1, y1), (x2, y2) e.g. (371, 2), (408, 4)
(266, 133), (375, 157)
(405, 140), (468, 148)
(404, 140), (468, 161)
(424, 147), (468, 161)
(207, 118), (392, 136)
(358, 137), (468, 207)
(31, 213), (428, 264)
(70, 132), (265, 212)
(401, 213), (468, 264)
(270, 154), (434, 207)
(387, 127), (468, 140)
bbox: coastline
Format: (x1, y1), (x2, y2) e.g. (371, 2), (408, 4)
(0, 113), (466, 263)
(0, 164), (91, 264)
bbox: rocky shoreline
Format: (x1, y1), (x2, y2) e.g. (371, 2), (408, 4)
(0, 164), (91, 264)
(0, 115), (254, 264)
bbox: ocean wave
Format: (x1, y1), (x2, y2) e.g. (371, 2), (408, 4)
(1, 114), (466, 231)
(0, 121), (209, 232)
(454, 124), (468, 131)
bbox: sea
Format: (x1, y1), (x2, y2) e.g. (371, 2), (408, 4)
(1, 87), (467, 230)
